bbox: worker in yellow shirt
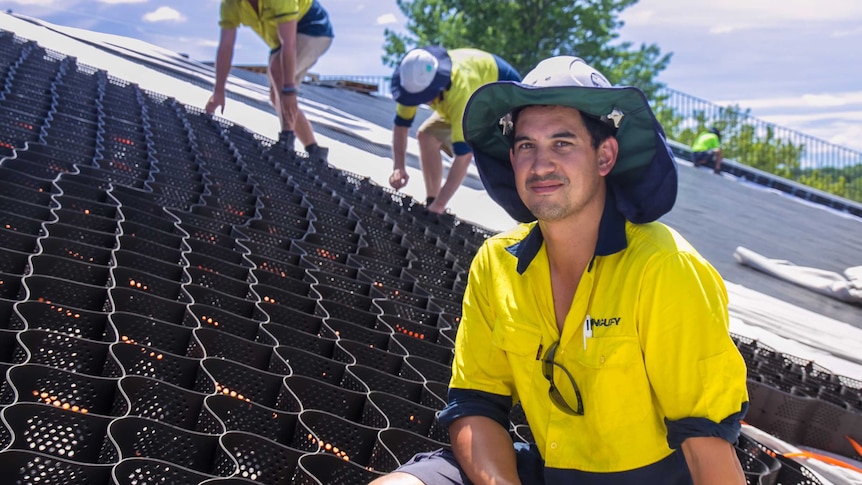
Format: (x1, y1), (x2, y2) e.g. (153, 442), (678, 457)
(388, 47), (520, 213)
(692, 127), (723, 174)
(206, 0), (333, 162)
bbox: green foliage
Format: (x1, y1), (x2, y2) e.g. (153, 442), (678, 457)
(847, 168), (862, 203)
(797, 171), (848, 197)
(386, 0), (862, 204)
(383, 0), (672, 99)
(796, 165), (862, 203)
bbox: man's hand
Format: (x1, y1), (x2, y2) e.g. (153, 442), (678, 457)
(389, 167), (409, 189)
(206, 90), (226, 115)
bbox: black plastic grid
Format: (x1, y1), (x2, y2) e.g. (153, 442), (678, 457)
(8, 363), (121, 416)
(275, 345), (345, 386)
(0, 31), (850, 483)
(0, 449), (114, 484)
(109, 415), (223, 473)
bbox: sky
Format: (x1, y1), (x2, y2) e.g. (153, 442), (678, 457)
(3, 0), (862, 151)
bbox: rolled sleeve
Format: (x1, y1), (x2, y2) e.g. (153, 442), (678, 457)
(453, 142), (472, 156)
(438, 388), (512, 430)
(394, 114), (414, 128)
(395, 104), (417, 126)
(666, 402), (748, 449)
(219, 1), (240, 28)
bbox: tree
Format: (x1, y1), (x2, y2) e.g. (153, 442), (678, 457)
(383, 0), (672, 99)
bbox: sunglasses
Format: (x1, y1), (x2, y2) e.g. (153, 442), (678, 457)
(541, 341), (584, 416)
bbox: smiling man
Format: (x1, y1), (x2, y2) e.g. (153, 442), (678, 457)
(370, 56), (749, 485)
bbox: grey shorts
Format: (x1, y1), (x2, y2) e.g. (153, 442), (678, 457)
(393, 443), (545, 485)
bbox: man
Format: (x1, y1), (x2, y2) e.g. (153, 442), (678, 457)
(206, 0), (332, 161)
(371, 57), (749, 484)
(388, 47), (520, 213)
(692, 127), (723, 174)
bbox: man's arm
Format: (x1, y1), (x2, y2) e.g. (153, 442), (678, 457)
(389, 125), (410, 189)
(450, 415), (521, 485)
(682, 436), (745, 485)
(276, 20), (299, 130)
(428, 152), (472, 213)
(205, 28), (237, 114)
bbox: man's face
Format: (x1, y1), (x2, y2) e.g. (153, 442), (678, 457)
(509, 105), (615, 222)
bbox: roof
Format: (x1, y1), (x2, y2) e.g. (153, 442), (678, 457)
(0, 12), (861, 483)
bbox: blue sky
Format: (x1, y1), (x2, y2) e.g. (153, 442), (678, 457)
(3, 0), (862, 151)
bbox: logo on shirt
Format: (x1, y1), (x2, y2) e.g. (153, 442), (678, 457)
(591, 317), (621, 327)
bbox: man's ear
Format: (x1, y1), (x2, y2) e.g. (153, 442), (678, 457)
(597, 137), (618, 176)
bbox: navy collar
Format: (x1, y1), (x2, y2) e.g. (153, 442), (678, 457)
(507, 189), (628, 274)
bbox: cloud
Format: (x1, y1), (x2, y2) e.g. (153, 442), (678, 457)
(759, 113), (862, 152)
(762, 110), (862, 126)
(717, 91), (862, 111)
(709, 24), (747, 34)
(376, 13), (397, 26)
(6, 0), (56, 5)
(622, 0), (862, 30)
(801, 94), (862, 108)
(824, 123), (862, 151)
(832, 26), (862, 38)
(142, 6), (185, 23)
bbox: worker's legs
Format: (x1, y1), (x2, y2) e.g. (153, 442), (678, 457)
(416, 112), (453, 203)
(292, 34), (332, 149)
(267, 47), (286, 131)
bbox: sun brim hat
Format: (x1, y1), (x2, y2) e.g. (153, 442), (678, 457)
(391, 46), (452, 106)
(463, 56), (677, 224)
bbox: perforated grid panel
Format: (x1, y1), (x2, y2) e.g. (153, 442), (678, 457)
(0, 30), (856, 484)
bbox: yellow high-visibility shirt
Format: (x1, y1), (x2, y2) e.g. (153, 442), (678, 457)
(219, 0), (315, 49)
(450, 214), (749, 473)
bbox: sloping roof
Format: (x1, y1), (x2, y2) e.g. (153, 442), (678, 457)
(0, 13), (861, 484)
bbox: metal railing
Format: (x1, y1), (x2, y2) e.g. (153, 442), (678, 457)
(318, 75), (393, 98)
(657, 88), (862, 205)
(316, 75), (862, 207)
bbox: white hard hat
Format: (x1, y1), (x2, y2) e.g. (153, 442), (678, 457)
(391, 46), (452, 106)
(400, 49), (439, 94)
(522, 56), (612, 89)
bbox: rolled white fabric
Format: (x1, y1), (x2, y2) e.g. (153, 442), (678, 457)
(734, 246), (862, 304)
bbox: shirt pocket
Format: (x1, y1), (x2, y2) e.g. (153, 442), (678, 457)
(575, 336), (642, 369)
(492, 319), (543, 359)
(573, 337), (652, 434)
(492, 319), (544, 404)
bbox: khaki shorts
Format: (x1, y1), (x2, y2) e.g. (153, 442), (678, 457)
(270, 34), (332, 88)
(295, 34), (332, 86)
(418, 111), (454, 157)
